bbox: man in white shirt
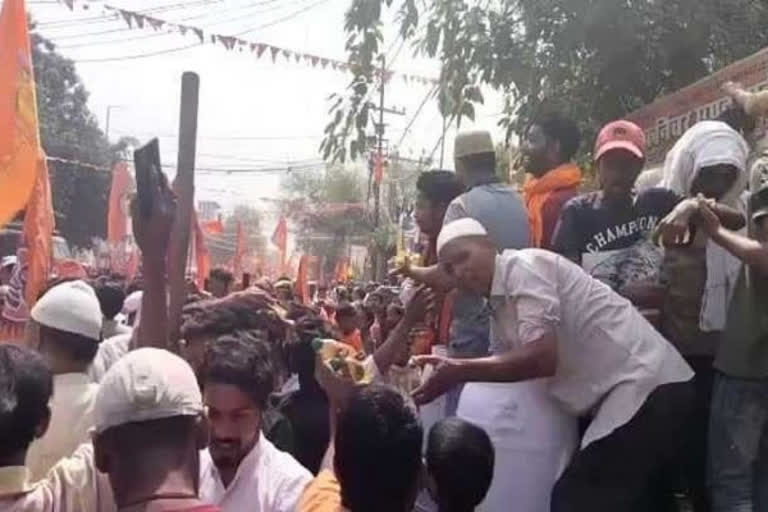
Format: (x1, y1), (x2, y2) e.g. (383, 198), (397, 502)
(0, 344), (114, 512)
(414, 218), (695, 511)
(26, 279), (102, 481)
(198, 332), (312, 512)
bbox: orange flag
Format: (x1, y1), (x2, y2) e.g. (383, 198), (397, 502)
(192, 211), (210, 290)
(107, 161), (133, 243)
(295, 254), (310, 304)
(201, 218), (223, 235)
(24, 156), (54, 306)
(0, 0), (44, 229)
(271, 216), (288, 273)
(232, 221), (247, 278)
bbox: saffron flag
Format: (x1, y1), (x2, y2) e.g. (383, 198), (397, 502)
(107, 161), (133, 243)
(23, 156), (54, 306)
(0, 0), (43, 230)
(271, 216), (288, 273)
(295, 254), (310, 305)
(192, 211), (210, 290)
(201, 218), (223, 235)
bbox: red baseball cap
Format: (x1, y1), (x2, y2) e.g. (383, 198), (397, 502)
(594, 120), (646, 161)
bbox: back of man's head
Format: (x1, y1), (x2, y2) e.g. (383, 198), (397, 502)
(92, 348), (205, 500)
(95, 282), (126, 320)
(427, 417), (494, 512)
(417, 171), (465, 207)
(533, 110), (581, 163)
(335, 384), (423, 512)
(0, 345), (53, 461)
(32, 280), (103, 368)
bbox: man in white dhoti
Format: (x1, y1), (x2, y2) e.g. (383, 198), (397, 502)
(414, 218), (695, 512)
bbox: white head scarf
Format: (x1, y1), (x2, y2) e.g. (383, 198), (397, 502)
(661, 120), (749, 332)
(661, 120), (749, 202)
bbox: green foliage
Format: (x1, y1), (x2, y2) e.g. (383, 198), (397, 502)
(323, 0), (768, 162)
(31, 26), (129, 248)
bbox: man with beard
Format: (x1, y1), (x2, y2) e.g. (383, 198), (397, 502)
(521, 111), (582, 249)
(198, 332), (312, 511)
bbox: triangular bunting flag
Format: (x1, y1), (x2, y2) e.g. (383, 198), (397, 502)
(178, 24), (188, 35)
(282, 49), (291, 59)
(320, 58), (329, 69)
(294, 52), (301, 63)
(256, 44), (267, 58)
(192, 27), (203, 42)
(270, 46), (280, 62)
(311, 56), (319, 67)
(250, 42), (258, 51)
(135, 13), (145, 29)
(120, 9), (133, 28)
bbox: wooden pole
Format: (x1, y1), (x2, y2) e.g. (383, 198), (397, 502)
(167, 72), (199, 350)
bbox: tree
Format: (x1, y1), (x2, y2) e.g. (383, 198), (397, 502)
(322, 0), (768, 163)
(280, 165), (371, 277)
(31, 26), (128, 248)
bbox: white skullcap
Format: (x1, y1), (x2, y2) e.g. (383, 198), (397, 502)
(123, 291), (142, 314)
(437, 218), (488, 256)
(1, 256), (17, 269)
(31, 280), (102, 341)
(454, 131), (494, 159)
(93, 348), (203, 434)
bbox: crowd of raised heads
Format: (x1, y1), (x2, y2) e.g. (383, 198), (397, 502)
(2, 82), (768, 512)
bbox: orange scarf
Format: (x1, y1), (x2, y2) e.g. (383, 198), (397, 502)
(522, 163), (582, 247)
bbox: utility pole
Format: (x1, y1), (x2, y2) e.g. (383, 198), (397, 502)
(370, 56), (405, 280)
(105, 105), (123, 142)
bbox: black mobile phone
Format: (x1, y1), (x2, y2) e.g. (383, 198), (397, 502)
(133, 138), (162, 218)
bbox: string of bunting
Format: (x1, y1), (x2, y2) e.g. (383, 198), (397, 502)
(57, 0), (439, 85)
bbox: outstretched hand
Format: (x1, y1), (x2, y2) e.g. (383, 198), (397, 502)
(696, 199), (722, 237)
(314, 353), (363, 410)
(654, 198), (697, 246)
(411, 354), (462, 406)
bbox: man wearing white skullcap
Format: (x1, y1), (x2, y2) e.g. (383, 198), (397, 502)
(26, 279), (103, 480)
(414, 219), (695, 511)
(93, 348), (220, 511)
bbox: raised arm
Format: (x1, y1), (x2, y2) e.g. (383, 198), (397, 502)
(372, 286), (434, 375)
(411, 333), (557, 405)
(132, 173), (176, 350)
(699, 202), (768, 275)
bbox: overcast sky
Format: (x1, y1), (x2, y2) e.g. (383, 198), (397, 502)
(28, 0), (507, 226)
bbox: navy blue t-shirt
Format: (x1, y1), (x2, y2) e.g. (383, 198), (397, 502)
(552, 188), (680, 263)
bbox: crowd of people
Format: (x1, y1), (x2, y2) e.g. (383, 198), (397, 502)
(1, 82), (768, 512)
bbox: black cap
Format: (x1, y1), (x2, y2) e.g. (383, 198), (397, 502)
(751, 185), (768, 222)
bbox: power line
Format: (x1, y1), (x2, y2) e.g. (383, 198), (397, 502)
(110, 128), (326, 140)
(394, 83), (438, 148)
(67, 0), (332, 61)
(35, 0), (221, 28)
(53, 0), (309, 46)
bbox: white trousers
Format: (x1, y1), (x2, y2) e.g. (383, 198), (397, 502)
(457, 380), (578, 512)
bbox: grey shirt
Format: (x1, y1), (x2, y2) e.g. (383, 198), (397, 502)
(442, 182), (529, 358)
